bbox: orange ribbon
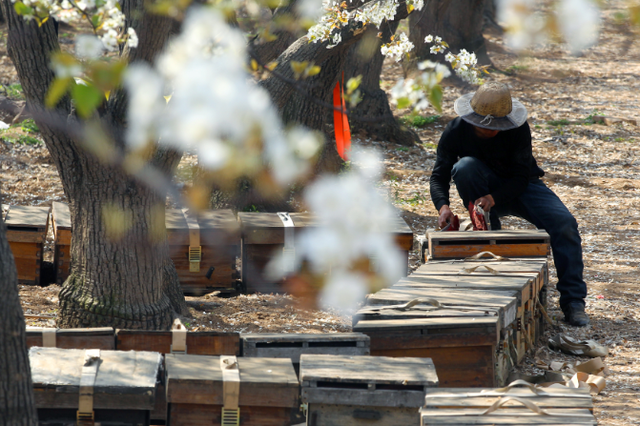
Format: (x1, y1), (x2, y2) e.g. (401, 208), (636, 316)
(333, 73), (351, 160)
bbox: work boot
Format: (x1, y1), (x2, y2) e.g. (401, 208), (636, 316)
(563, 301), (590, 327)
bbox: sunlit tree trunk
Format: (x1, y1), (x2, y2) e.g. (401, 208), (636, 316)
(409, 0), (491, 66)
(1, 0), (188, 329)
(0, 196), (38, 426)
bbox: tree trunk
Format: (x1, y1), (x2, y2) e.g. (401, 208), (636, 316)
(409, 0), (491, 66)
(1, 0), (188, 329)
(0, 196), (38, 426)
(483, 0), (502, 33)
(344, 24), (420, 146)
(261, 1), (414, 169)
(248, 0), (301, 65)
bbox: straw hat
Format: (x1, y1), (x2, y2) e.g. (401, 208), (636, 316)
(454, 82), (527, 131)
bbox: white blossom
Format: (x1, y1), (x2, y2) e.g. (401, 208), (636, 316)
(497, 0), (548, 51)
(319, 271), (369, 314)
(380, 32), (414, 62)
(555, 0), (600, 54)
(127, 27), (139, 48)
(75, 35), (104, 59)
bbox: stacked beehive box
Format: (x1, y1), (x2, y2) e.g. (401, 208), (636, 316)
(4, 205), (50, 285)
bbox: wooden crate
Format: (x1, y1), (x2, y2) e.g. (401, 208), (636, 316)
(300, 354), (438, 426)
(426, 230), (550, 260)
(116, 329), (240, 355)
(241, 332), (370, 372)
(421, 386), (595, 425)
(165, 354), (299, 426)
(353, 316), (502, 388)
(30, 347), (161, 426)
(412, 258), (549, 344)
(239, 212), (414, 294)
(51, 201), (71, 284)
(26, 327), (115, 349)
(395, 271), (536, 361)
(5, 205), (50, 285)
(166, 208), (241, 295)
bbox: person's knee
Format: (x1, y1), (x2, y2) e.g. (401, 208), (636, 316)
(452, 157), (483, 183)
(556, 214), (579, 240)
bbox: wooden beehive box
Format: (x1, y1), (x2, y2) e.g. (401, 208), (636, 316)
(166, 208), (241, 295)
(30, 347), (161, 426)
(426, 230), (550, 260)
(5, 205), (50, 285)
(116, 329), (240, 355)
(353, 316), (502, 388)
(241, 332), (370, 373)
(300, 354), (438, 426)
(165, 354), (299, 426)
(395, 272), (536, 360)
(421, 386), (596, 425)
(238, 212), (414, 294)
(51, 201), (71, 284)
(26, 327), (115, 350)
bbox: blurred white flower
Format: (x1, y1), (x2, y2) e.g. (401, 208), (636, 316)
(296, 0), (324, 21)
(556, 0), (600, 54)
(75, 35), (104, 59)
(127, 28), (139, 49)
(319, 271), (369, 314)
(498, 0), (548, 51)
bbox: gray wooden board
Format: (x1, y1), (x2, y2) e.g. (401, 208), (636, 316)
(165, 354), (299, 407)
(420, 407), (596, 425)
(304, 388), (428, 408)
(5, 205), (50, 228)
(299, 354), (438, 387)
(427, 230), (550, 242)
(242, 333), (370, 361)
(352, 305), (500, 327)
(425, 387), (593, 409)
(51, 201), (71, 230)
(29, 347), (161, 410)
(365, 287), (518, 328)
(413, 261), (543, 281)
(353, 316), (499, 334)
(396, 275), (533, 302)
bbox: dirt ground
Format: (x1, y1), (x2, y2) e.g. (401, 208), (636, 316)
(3, 1), (640, 424)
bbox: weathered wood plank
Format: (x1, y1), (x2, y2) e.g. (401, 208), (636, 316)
(30, 347), (161, 410)
(308, 403), (421, 426)
(420, 407), (597, 425)
(26, 327), (115, 350)
(168, 403), (292, 426)
(165, 354), (299, 408)
(241, 333), (370, 361)
(116, 330), (240, 355)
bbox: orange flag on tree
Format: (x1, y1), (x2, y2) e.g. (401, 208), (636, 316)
(333, 73), (351, 160)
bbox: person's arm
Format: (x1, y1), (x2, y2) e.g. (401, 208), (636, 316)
(489, 123), (533, 206)
(430, 121), (459, 227)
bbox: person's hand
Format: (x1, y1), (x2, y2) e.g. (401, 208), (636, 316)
(474, 195), (495, 212)
(438, 205), (455, 229)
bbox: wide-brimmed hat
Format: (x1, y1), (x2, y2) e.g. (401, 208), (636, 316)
(454, 82), (527, 131)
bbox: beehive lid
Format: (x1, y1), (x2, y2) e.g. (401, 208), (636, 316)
(5, 205), (49, 242)
(29, 347), (161, 410)
(427, 230), (550, 243)
(238, 212), (318, 245)
(51, 202), (71, 231)
(241, 333), (370, 362)
(415, 259), (546, 276)
(165, 354), (299, 408)
(166, 209), (239, 245)
(365, 287), (518, 329)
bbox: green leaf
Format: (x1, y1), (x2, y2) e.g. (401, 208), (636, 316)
(429, 85), (443, 113)
(14, 2), (33, 16)
(45, 77), (72, 108)
(397, 97), (411, 110)
(72, 83), (104, 119)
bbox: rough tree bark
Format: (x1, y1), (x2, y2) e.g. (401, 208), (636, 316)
(409, 0), (492, 66)
(0, 196), (38, 425)
(344, 24), (420, 146)
(261, 1), (414, 170)
(1, 0), (188, 329)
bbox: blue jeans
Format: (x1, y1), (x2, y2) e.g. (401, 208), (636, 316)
(451, 157), (587, 309)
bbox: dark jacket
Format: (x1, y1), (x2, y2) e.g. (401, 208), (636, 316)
(430, 117), (544, 211)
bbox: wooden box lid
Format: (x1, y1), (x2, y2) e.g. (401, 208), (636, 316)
(26, 327), (115, 350)
(396, 273), (534, 304)
(116, 329), (240, 355)
(300, 354), (438, 408)
(5, 205), (49, 242)
(241, 332), (370, 361)
(51, 202), (71, 244)
(30, 347), (161, 410)
(365, 287), (518, 329)
(420, 407), (597, 425)
(165, 354), (299, 408)
(427, 230), (550, 244)
(238, 212), (413, 248)
(165, 209), (240, 246)
(415, 259), (546, 277)
(424, 386), (593, 410)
